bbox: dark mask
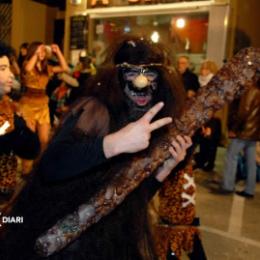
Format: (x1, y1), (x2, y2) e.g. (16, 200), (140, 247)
(120, 65), (159, 110)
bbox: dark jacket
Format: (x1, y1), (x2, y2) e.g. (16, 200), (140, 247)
(0, 95), (40, 159)
(0, 98), (161, 260)
(182, 69), (200, 93)
(228, 85), (260, 141)
(0, 115), (40, 159)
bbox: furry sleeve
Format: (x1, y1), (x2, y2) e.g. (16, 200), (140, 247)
(39, 97), (110, 182)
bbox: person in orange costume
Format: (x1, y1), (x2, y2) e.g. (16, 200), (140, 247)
(154, 164), (207, 260)
(19, 42), (69, 176)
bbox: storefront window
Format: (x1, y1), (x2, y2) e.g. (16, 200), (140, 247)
(90, 12), (209, 71)
(88, 0), (209, 9)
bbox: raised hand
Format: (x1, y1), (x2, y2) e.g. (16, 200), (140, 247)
(36, 44), (44, 57)
(155, 135), (192, 182)
(51, 44), (60, 55)
(0, 121), (11, 136)
(103, 102), (172, 158)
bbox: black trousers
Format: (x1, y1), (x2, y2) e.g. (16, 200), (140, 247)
(194, 138), (218, 171)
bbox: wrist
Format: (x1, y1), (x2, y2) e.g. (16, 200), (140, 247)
(103, 133), (121, 158)
(56, 50), (62, 57)
(155, 166), (171, 182)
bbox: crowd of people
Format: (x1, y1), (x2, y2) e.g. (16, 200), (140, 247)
(0, 41), (99, 204)
(176, 54), (260, 198)
(0, 34), (259, 260)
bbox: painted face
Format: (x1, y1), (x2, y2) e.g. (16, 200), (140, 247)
(122, 66), (159, 107)
(0, 56), (14, 96)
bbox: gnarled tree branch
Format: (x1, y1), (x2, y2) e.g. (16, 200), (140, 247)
(35, 47), (260, 257)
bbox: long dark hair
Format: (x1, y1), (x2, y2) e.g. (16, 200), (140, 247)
(18, 42), (29, 68)
(1, 36), (185, 260)
(0, 41), (13, 59)
(85, 36), (185, 128)
(24, 41), (48, 74)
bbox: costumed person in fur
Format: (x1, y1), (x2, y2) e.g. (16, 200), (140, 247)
(0, 42), (40, 204)
(154, 163), (207, 260)
(0, 36), (192, 259)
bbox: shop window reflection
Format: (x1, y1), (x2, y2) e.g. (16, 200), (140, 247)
(90, 13), (208, 71)
(89, 0), (209, 8)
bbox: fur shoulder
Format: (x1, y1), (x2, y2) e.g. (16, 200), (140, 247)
(74, 97), (110, 137)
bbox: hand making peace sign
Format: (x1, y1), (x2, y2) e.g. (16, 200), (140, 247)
(103, 102), (173, 158)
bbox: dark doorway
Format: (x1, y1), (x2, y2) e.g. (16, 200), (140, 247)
(53, 19), (64, 51)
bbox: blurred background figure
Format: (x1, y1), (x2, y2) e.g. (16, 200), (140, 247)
(0, 41), (39, 204)
(217, 75), (260, 198)
(92, 40), (106, 66)
(9, 49), (21, 80)
(236, 142), (260, 183)
(193, 60), (221, 172)
(17, 42), (29, 69)
(70, 50), (96, 102)
(198, 60), (218, 87)
(73, 50), (96, 86)
(177, 55), (200, 98)
(5, 47), (22, 101)
(18, 42), (69, 177)
(193, 111), (222, 172)
(49, 71), (79, 127)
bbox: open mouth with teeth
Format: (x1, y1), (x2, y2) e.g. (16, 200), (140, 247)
(124, 83), (152, 107)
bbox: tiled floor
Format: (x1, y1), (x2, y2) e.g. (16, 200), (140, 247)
(196, 147), (260, 260)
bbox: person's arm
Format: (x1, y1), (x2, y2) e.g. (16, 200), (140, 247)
(40, 101), (173, 182)
(154, 135), (192, 182)
(39, 99), (110, 181)
(192, 73), (200, 92)
(0, 130), (14, 154)
(237, 88), (256, 125)
(0, 115), (40, 159)
(103, 102), (172, 158)
(41, 134), (108, 182)
(230, 89), (255, 133)
(187, 89), (196, 98)
(24, 45), (43, 72)
(11, 114), (40, 159)
(51, 44), (69, 73)
(139, 135), (192, 200)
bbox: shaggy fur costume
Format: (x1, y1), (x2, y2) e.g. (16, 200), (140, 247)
(0, 36), (185, 260)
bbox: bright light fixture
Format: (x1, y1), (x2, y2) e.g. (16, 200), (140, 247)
(151, 31), (160, 43)
(176, 18), (186, 29)
(124, 25), (131, 33)
(70, 0), (82, 4)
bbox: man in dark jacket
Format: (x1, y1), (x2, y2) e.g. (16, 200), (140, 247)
(220, 79), (260, 198)
(177, 56), (200, 98)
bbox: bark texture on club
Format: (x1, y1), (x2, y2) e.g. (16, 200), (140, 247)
(35, 47), (260, 256)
